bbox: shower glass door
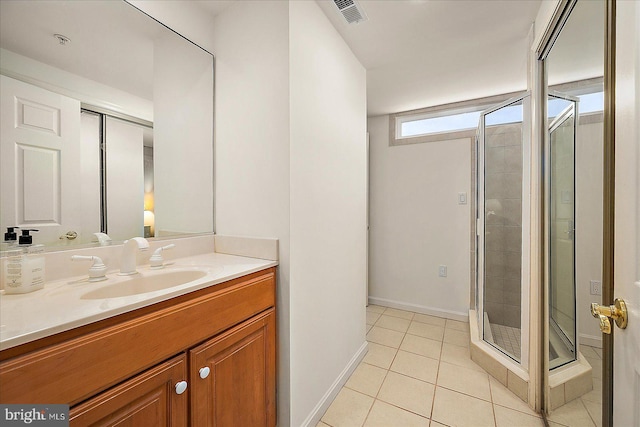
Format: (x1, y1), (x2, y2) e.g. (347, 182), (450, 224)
(548, 93), (578, 369)
(477, 95), (528, 362)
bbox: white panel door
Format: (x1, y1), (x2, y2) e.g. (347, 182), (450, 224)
(105, 116), (144, 241)
(613, 1), (640, 426)
(0, 75), (81, 245)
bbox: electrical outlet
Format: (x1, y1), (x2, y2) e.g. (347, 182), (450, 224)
(590, 280), (602, 296)
(438, 265), (447, 277)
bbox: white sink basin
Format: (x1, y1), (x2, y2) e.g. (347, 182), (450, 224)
(80, 269), (210, 299)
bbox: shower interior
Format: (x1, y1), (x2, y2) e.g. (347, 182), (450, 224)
(477, 95), (528, 363)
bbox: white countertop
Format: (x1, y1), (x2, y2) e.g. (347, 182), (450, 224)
(0, 252), (277, 350)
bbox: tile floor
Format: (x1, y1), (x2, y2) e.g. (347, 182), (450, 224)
(318, 305), (602, 427)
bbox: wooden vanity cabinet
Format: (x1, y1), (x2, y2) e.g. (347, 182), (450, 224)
(69, 355), (189, 426)
(190, 310), (276, 426)
(0, 267), (277, 427)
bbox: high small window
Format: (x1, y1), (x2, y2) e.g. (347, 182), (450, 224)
(389, 92), (522, 146)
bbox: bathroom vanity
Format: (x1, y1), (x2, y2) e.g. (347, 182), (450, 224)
(0, 247), (277, 426)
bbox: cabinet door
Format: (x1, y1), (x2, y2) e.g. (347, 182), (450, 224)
(69, 355), (188, 426)
(190, 309), (276, 427)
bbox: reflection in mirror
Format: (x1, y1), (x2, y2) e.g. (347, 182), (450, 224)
(544, 0), (604, 416)
(0, 1), (213, 251)
(548, 93), (577, 369)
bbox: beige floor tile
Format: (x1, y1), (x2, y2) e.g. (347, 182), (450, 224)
(364, 342), (398, 369)
(367, 324), (374, 334)
(407, 321), (445, 341)
(579, 345), (600, 360)
(548, 423), (570, 427)
(377, 371), (435, 417)
(437, 361), (491, 401)
(412, 313), (446, 327)
(321, 387), (374, 427)
(400, 334), (442, 360)
(440, 342), (485, 372)
(367, 305), (386, 314)
(367, 311), (382, 326)
(383, 307), (415, 320)
(489, 377), (537, 416)
(391, 350), (439, 384)
(443, 328), (470, 347)
(582, 399), (602, 427)
(367, 326), (405, 348)
(345, 362), (388, 397)
(445, 319), (470, 332)
(317, 422), (331, 427)
(580, 378), (602, 404)
(363, 400), (430, 427)
(585, 356), (602, 379)
(375, 315), (411, 333)
(547, 399), (596, 427)
(429, 422), (447, 427)
(431, 387), (495, 427)
(593, 347), (602, 359)
(494, 405), (544, 427)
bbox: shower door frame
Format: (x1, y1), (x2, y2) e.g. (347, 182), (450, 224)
(476, 93), (532, 368)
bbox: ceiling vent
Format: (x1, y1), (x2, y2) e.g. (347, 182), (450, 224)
(333, 0), (368, 24)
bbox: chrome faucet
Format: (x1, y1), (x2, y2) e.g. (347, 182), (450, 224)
(119, 237), (149, 275)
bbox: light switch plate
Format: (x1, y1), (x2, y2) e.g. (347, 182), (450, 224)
(458, 192), (467, 205)
(590, 280), (602, 296)
(438, 265), (447, 277)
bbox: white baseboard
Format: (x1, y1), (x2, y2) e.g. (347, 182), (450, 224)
(579, 333), (603, 348)
(368, 296), (469, 322)
(301, 341), (369, 427)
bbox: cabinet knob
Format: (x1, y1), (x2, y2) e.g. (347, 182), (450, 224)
(175, 380), (188, 395)
(199, 366), (211, 379)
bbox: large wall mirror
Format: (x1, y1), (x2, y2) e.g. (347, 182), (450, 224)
(543, 0), (604, 419)
(0, 0), (214, 250)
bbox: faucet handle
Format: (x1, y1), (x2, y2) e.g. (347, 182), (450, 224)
(71, 255), (108, 282)
(149, 244), (175, 269)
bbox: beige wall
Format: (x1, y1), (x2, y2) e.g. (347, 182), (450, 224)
(576, 116), (604, 346)
(368, 116), (471, 319)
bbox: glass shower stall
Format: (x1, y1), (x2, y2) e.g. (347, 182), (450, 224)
(475, 90), (580, 371)
(476, 94), (530, 364)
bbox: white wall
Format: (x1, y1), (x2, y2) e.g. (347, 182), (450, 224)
(289, 1), (367, 425)
(368, 116), (471, 319)
(576, 118), (604, 346)
(209, 1), (293, 424)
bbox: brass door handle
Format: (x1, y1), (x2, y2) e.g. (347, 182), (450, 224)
(591, 298), (628, 334)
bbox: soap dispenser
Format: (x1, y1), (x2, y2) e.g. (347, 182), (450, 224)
(18, 229), (39, 245)
(4, 227), (19, 243)
(1, 227), (19, 251)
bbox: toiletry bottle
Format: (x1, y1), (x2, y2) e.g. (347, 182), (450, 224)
(2, 245), (46, 294)
(1, 227), (19, 251)
(3, 248), (25, 293)
(25, 244), (45, 291)
(18, 229), (38, 246)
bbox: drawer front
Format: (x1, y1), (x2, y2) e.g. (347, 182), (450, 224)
(0, 269), (275, 405)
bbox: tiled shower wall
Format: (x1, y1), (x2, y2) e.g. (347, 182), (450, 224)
(483, 124), (522, 329)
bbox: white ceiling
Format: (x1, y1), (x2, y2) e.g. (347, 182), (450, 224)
(315, 0), (542, 116)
